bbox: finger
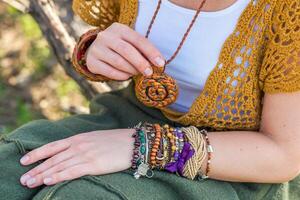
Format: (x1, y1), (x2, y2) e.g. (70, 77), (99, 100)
(118, 24), (166, 67)
(20, 139), (71, 166)
(42, 164), (91, 186)
(86, 56), (131, 80)
(91, 45), (139, 75)
(105, 38), (154, 76)
(110, 23), (165, 67)
(25, 157), (84, 188)
(20, 149), (74, 186)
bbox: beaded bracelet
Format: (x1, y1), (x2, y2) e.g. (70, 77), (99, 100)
(145, 123), (155, 167)
(198, 129), (214, 180)
(161, 128), (170, 168)
(72, 28), (112, 82)
(132, 123), (153, 179)
(150, 124), (161, 167)
(164, 125), (176, 163)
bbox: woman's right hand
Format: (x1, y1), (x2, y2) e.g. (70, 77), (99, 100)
(86, 22), (166, 81)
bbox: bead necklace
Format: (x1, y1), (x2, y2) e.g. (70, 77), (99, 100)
(135, 0), (207, 109)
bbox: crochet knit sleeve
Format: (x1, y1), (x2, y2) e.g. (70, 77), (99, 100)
(72, 0), (120, 29)
(259, 0), (300, 93)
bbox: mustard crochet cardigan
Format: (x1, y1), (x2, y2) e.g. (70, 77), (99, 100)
(72, 0), (300, 131)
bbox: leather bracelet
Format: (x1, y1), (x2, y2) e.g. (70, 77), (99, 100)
(72, 28), (112, 82)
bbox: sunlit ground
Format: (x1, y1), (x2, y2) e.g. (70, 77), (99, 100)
(0, 4), (89, 135)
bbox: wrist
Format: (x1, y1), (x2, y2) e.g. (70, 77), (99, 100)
(72, 28), (111, 82)
(126, 129), (136, 169)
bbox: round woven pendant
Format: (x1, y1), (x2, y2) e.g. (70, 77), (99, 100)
(135, 66), (178, 109)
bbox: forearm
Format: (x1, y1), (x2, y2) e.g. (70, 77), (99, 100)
(201, 131), (300, 183)
(130, 123), (300, 183)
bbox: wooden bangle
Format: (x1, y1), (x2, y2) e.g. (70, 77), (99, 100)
(72, 28), (112, 82)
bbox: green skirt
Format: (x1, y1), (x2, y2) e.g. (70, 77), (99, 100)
(0, 82), (299, 200)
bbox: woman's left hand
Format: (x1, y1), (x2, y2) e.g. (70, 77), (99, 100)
(19, 128), (135, 188)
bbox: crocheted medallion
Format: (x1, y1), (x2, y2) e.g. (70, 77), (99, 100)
(135, 66), (178, 108)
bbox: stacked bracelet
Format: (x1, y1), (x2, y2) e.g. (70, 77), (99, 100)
(131, 122), (213, 180)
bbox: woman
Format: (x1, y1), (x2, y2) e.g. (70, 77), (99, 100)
(0, 0), (299, 199)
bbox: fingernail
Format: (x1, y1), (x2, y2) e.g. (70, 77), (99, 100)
(144, 67), (153, 76)
(26, 178), (36, 186)
(154, 57), (165, 66)
(43, 177), (52, 184)
(20, 155), (29, 164)
(20, 174), (31, 185)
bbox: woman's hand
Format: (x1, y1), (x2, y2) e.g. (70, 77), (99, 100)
(19, 129), (135, 188)
(86, 22), (166, 81)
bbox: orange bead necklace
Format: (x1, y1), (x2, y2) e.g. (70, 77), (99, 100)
(135, 0), (207, 109)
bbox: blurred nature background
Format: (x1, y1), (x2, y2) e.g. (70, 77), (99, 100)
(0, 2), (90, 135)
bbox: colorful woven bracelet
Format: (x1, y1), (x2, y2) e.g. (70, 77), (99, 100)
(72, 28), (112, 82)
(165, 127), (195, 176)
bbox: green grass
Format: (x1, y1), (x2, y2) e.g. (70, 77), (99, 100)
(15, 8), (52, 77)
(19, 15), (42, 39)
(16, 99), (34, 126)
(0, 83), (5, 95)
(7, 5), (20, 16)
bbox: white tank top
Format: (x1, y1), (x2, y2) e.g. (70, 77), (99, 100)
(134, 0), (251, 113)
